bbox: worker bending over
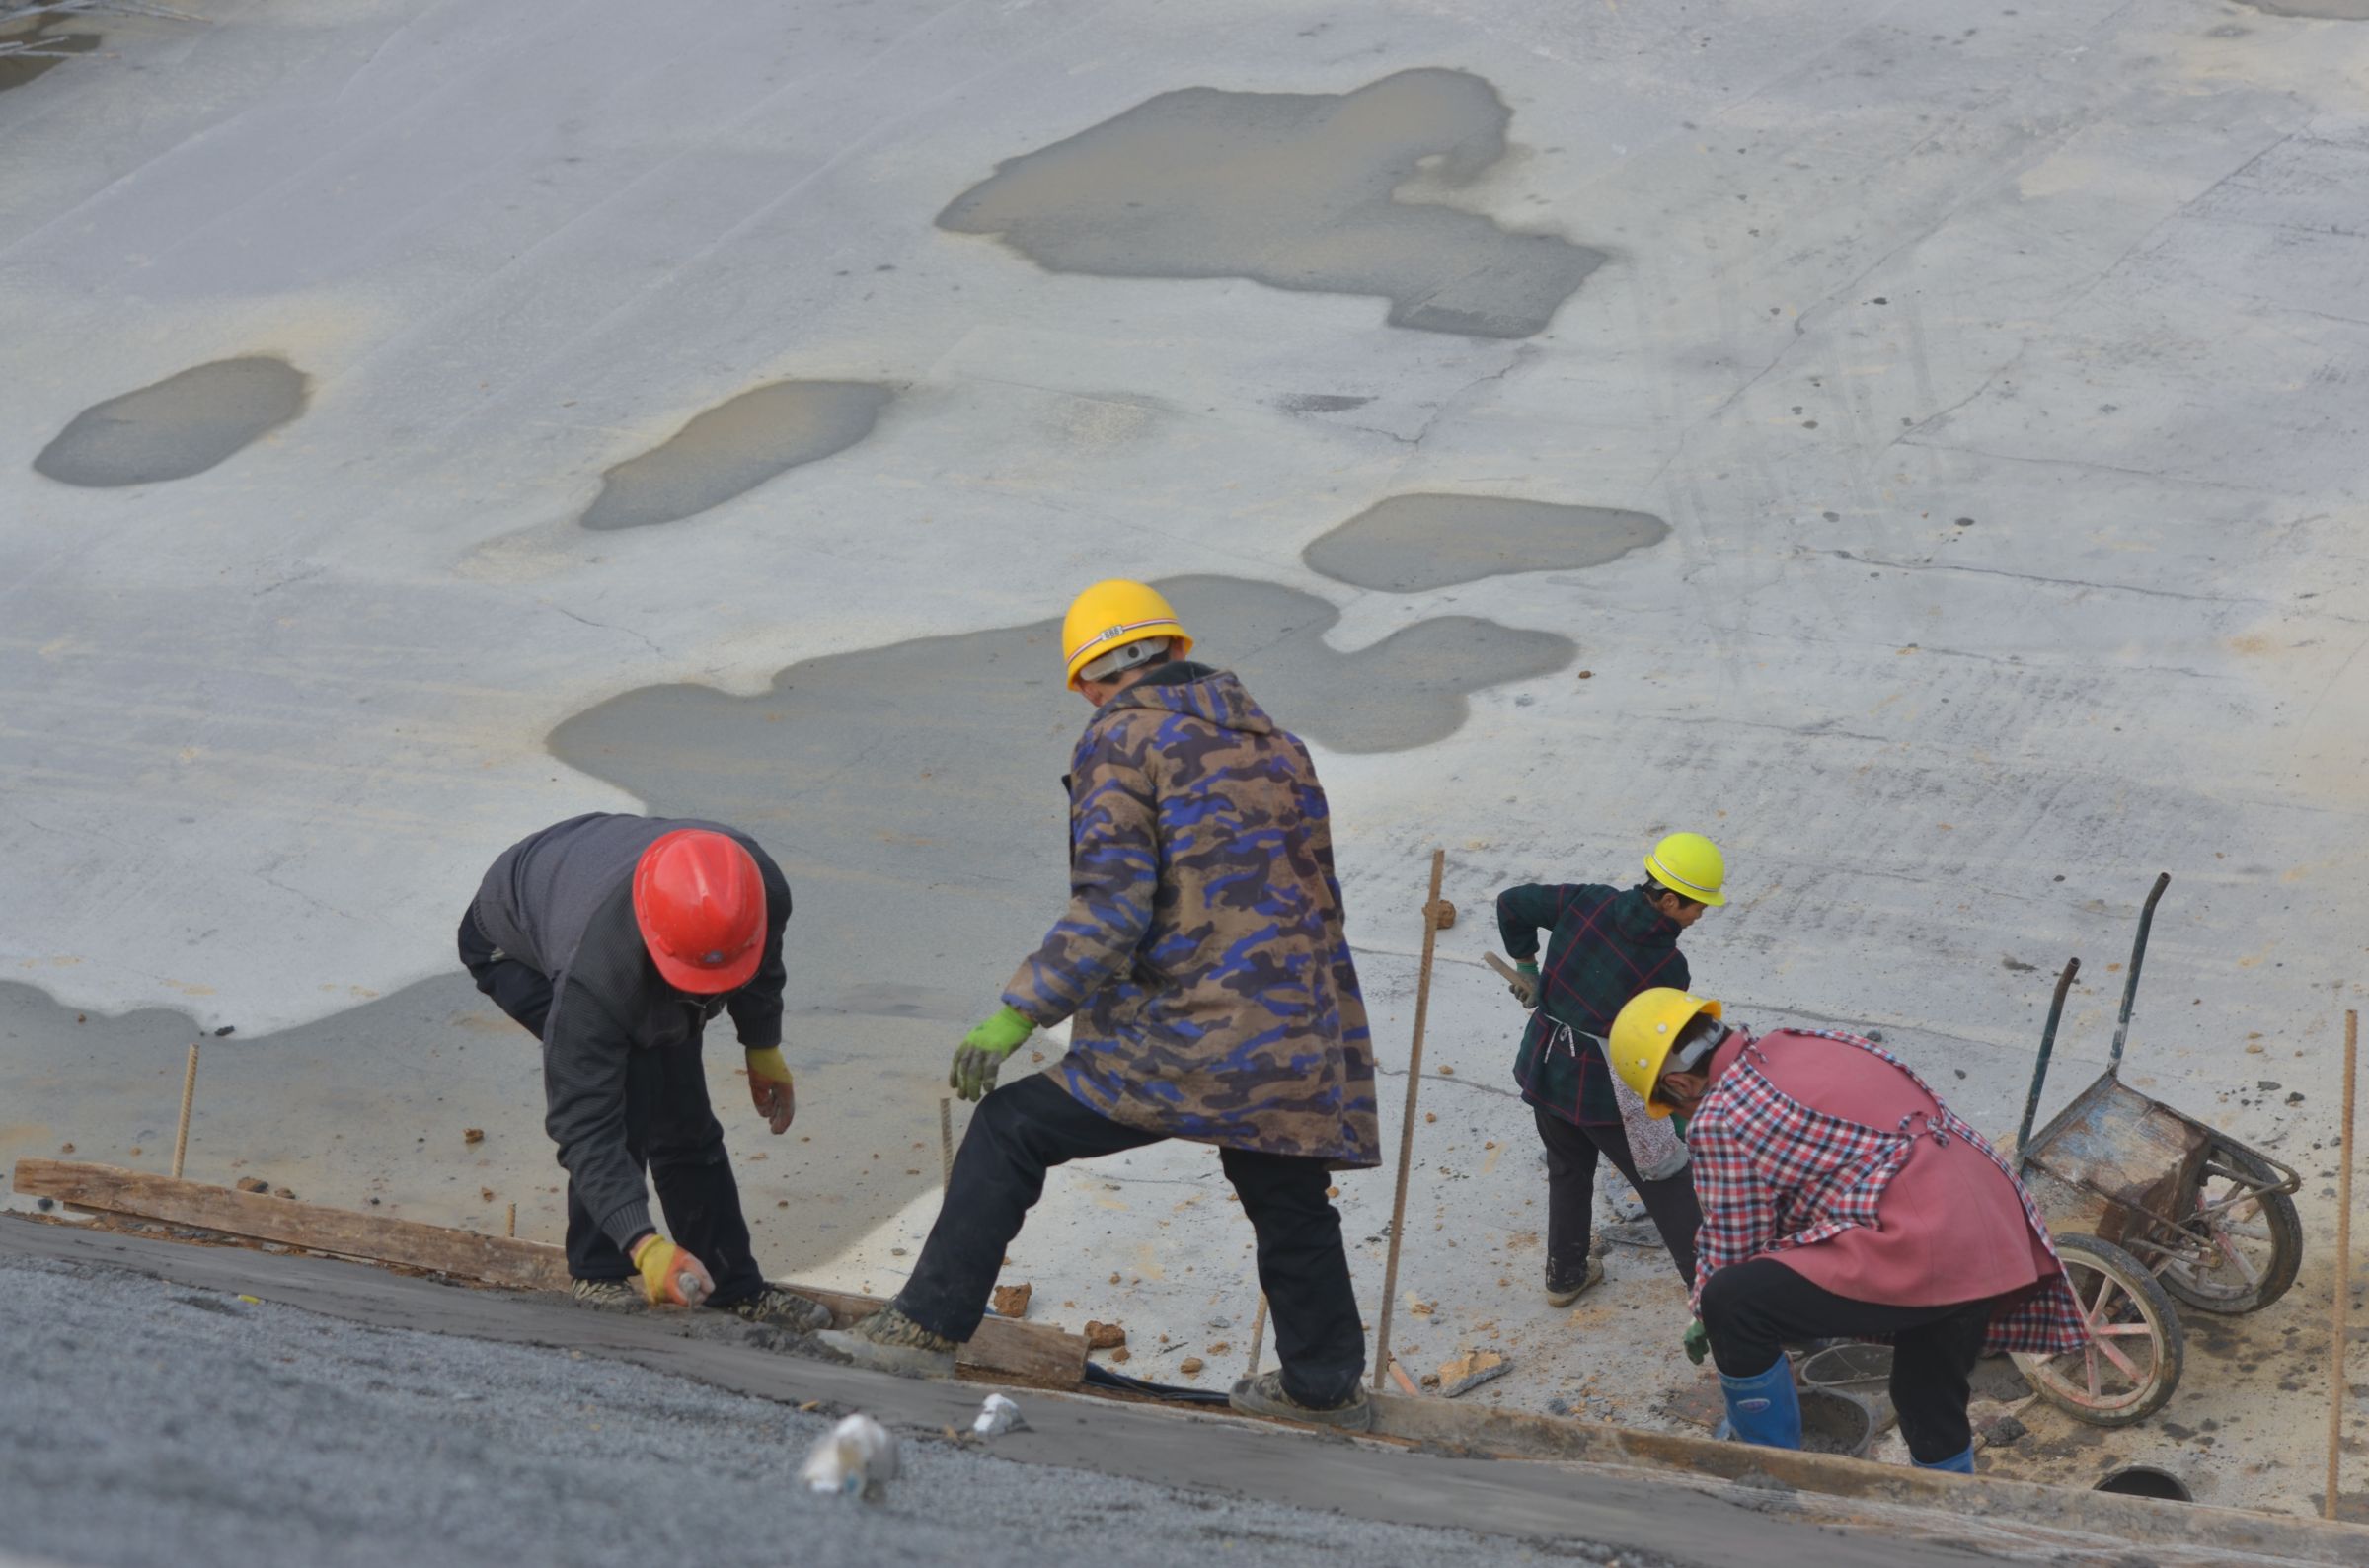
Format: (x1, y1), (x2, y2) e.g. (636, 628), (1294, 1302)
(1610, 989), (2088, 1472)
(460, 813), (830, 1330)
(1495, 834), (1725, 1306)
(825, 582), (1380, 1430)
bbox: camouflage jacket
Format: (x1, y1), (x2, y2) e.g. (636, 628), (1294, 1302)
(1004, 664), (1379, 1168)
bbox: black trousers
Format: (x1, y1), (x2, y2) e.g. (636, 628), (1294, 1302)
(457, 908), (764, 1307)
(898, 1073), (1367, 1408)
(1700, 1257), (1998, 1463)
(1533, 1105), (1701, 1289)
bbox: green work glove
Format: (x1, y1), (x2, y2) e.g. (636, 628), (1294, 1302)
(1510, 960), (1541, 1008)
(1683, 1317), (1710, 1367)
(951, 1005), (1034, 1103)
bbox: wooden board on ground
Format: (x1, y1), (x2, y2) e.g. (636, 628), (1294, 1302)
(10, 1158), (1086, 1388)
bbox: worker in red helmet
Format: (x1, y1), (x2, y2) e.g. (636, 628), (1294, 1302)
(458, 812), (829, 1330)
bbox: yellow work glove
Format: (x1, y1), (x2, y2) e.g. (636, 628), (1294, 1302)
(746, 1045), (796, 1135)
(629, 1233), (715, 1307)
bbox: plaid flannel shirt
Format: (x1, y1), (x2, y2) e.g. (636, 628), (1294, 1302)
(1688, 1028), (2089, 1357)
(1497, 882), (1688, 1128)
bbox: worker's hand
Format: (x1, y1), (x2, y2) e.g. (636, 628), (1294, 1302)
(746, 1045), (796, 1135)
(630, 1233), (715, 1307)
(1508, 961), (1541, 1008)
(1683, 1317), (1710, 1367)
(951, 1005), (1034, 1103)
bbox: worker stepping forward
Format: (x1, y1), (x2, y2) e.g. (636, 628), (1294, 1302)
(1614, 989), (2089, 1473)
(822, 581), (1381, 1431)
(1494, 832), (1726, 1307)
(458, 814), (831, 1332)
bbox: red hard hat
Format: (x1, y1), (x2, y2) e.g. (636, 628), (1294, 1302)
(632, 829), (765, 994)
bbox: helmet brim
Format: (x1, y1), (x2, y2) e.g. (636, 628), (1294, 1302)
(646, 939), (761, 995)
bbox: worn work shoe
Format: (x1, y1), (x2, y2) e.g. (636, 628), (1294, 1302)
(1545, 1256), (1605, 1308)
(570, 1277), (641, 1310)
(1227, 1371), (1375, 1433)
(727, 1286), (836, 1334)
(816, 1307), (959, 1379)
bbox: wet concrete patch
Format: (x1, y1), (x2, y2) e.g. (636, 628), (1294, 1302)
(579, 381), (893, 531)
(2237, 0), (2369, 15)
(34, 357), (310, 487)
(0, 15), (100, 94)
(937, 69), (1603, 339)
(548, 573), (1570, 1017)
(1303, 494), (1668, 592)
(1276, 394), (1375, 414)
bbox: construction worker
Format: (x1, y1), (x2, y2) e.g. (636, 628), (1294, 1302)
(458, 813), (831, 1330)
(1610, 989), (2088, 1472)
(1494, 834), (1724, 1307)
(823, 582), (1381, 1429)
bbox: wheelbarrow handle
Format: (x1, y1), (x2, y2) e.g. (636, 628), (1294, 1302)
(2106, 872), (2172, 1073)
(2017, 955), (2083, 1157)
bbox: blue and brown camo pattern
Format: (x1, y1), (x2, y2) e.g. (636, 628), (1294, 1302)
(1003, 669), (1379, 1168)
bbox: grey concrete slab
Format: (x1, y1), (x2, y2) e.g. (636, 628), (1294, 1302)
(3, 0), (2367, 1521)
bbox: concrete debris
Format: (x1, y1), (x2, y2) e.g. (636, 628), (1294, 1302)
(990, 1283), (1032, 1319)
(1435, 1349), (1512, 1398)
(1178, 1357), (1204, 1377)
(234, 1177), (268, 1194)
(1084, 1320), (1127, 1351)
(971, 1393), (1025, 1438)
(463, 1128), (485, 1145)
(800, 1413), (898, 1501)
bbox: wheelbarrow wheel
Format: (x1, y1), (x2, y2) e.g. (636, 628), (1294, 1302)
(2156, 1140), (2303, 1315)
(2014, 1234), (2182, 1428)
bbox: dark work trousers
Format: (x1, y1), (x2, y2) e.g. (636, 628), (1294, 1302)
(1701, 1257), (2000, 1463)
(1533, 1105), (1701, 1290)
(898, 1073), (1367, 1408)
(456, 908), (765, 1307)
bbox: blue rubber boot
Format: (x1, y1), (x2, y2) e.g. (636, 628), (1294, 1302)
(1913, 1443), (1975, 1474)
(1717, 1356), (1802, 1449)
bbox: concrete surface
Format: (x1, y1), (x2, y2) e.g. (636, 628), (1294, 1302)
(4, 0), (2367, 1530)
(0, 1246), (1684, 1568)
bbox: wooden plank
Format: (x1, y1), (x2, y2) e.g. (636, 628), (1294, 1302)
(15, 1158), (573, 1290)
(10, 1158), (1087, 1389)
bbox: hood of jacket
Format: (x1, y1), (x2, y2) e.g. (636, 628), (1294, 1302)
(1095, 662), (1276, 737)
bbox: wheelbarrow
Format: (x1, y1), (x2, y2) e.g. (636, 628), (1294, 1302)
(2007, 872), (2305, 1427)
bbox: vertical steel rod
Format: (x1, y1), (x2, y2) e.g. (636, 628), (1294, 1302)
(2017, 957), (2081, 1157)
(939, 1098), (955, 1187)
(1372, 848), (1446, 1393)
(1245, 1294), (1267, 1379)
(2329, 1008), (2356, 1523)
(506, 1202), (518, 1239)
(2105, 872), (2171, 1073)
(171, 1041), (199, 1179)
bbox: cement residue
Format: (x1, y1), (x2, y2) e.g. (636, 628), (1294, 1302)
(0, 14), (100, 93)
(937, 69), (1603, 339)
(33, 357), (309, 487)
(1303, 494), (1669, 591)
(579, 381), (893, 531)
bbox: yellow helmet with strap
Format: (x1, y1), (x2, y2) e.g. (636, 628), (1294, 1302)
(1609, 988), (1725, 1119)
(1061, 580), (1193, 690)
(1644, 831), (1728, 907)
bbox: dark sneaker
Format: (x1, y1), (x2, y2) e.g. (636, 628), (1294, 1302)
(728, 1286), (835, 1334)
(817, 1307), (959, 1379)
(1545, 1256), (1605, 1308)
(570, 1277), (640, 1310)
(1228, 1370), (1374, 1433)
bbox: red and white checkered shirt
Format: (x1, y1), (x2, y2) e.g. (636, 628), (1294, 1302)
(1688, 1028), (2089, 1357)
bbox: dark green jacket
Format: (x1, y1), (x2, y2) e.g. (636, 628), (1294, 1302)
(1497, 882), (1689, 1128)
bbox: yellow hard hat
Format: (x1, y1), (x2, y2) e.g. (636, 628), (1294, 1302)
(1061, 580), (1192, 690)
(1644, 831), (1728, 907)
(1609, 988), (1724, 1118)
